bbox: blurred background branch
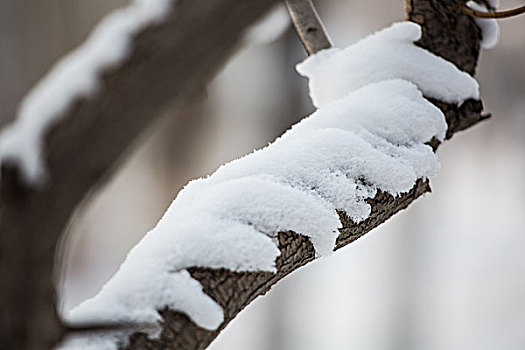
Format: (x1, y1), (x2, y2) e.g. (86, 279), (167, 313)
(0, 1), (280, 349)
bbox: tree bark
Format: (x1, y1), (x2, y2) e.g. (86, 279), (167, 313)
(0, 1), (279, 349)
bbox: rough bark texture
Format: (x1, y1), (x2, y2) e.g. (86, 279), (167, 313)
(0, 1), (279, 349)
(123, 1), (488, 349)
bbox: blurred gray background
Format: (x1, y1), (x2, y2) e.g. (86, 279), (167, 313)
(1, 1), (525, 349)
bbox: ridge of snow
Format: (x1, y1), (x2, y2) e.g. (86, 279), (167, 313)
(296, 22), (480, 108)
(64, 21), (479, 347)
(0, 0), (173, 185)
(466, 1), (500, 49)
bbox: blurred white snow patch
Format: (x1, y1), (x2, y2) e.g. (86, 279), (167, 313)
(0, 0), (173, 185)
(244, 4), (290, 45)
(466, 1), (500, 49)
(56, 331), (124, 350)
(56, 322), (161, 350)
(296, 21), (480, 108)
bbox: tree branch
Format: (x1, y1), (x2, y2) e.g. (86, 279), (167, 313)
(119, 1), (487, 349)
(285, 0), (332, 55)
(460, 3), (525, 19)
(0, 1), (280, 349)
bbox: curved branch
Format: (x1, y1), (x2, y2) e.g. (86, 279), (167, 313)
(461, 3), (525, 19)
(285, 0), (332, 55)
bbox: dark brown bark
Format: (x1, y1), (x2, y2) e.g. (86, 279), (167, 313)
(0, 1), (279, 349)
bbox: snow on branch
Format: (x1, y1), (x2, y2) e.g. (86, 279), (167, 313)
(62, 22), (480, 349)
(297, 22), (479, 108)
(465, 1), (500, 49)
(0, 1), (290, 187)
(0, 0), (173, 185)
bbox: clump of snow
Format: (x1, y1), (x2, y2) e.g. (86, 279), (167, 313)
(67, 21), (479, 339)
(68, 269), (223, 330)
(244, 4), (290, 45)
(296, 22), (480, 108)
(0, 0), (173, 185)
(171, 176), (340, 257)
(466, 1), (500, 49)
(283, 80), (447, 145)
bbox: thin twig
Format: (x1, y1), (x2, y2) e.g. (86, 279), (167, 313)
(284, 0), (332, 55)
(461, 3), (525, 19)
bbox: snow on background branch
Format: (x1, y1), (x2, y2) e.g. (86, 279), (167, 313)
(0, 0), (173, 185)
(0, 1), (291, 187)
(466, 1), (500, 49)
(62, 21), (479, 349)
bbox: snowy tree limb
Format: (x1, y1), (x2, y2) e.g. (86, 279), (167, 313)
(120, 1), (488, 349)
(0, 1), (280, 349)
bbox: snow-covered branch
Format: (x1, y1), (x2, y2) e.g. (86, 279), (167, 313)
(60, 5), (491, 348)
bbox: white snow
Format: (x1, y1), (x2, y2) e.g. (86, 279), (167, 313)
(66, 20), (479, 343)
(0, 0), (173, 185)
(296, 22), (480, 108)
(68, 269), (223, 330)
(466, 1), (500, 49)
(57, 331), (131, 350)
